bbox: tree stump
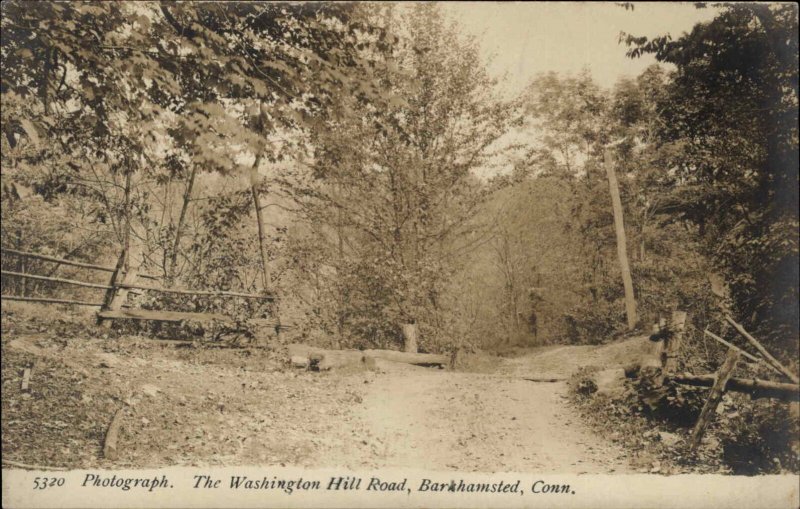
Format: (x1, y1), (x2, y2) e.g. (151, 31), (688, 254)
(402, 323), (418, 353)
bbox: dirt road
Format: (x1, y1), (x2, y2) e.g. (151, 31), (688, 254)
(3, 322), (643, 472)
(325, 360), (631, 473)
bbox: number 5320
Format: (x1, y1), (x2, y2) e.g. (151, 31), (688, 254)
(33, 477), (65, 490)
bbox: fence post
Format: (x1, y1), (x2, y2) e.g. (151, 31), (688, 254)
(98, 249), (125, 327)
(98, 248), (139, 328)
(663, 310), (687, 373)
(689, 348), (740, 451)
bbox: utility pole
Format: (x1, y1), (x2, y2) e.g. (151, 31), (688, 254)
(249, 154), (271, 293)
(604, 148), (637, 330)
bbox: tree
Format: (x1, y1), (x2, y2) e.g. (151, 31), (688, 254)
(296, 3), (513, 352)
(1, 2), (390, 300)
(519, 70), (608, 177)
(515, 68), (718, 344)
(623, 3), (799, 359)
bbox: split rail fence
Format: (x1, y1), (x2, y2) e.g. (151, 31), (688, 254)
(648, 310), (799, 452)
(0, 248), (286, 332)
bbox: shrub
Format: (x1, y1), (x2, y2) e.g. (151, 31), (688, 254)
(719, 399), (800, 475)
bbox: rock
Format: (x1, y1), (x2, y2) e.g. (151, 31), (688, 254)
(290, 356), (309, 369)
(591, 368), (627, 398)
(96, 353), (120, 368)
(141, 384), (161, 398)
(658, 431), (681, 447)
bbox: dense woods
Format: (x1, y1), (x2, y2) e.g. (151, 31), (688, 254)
(2, 2), (797, 357)
(1, 2), (798, 477)
(0, 1), (800, 480)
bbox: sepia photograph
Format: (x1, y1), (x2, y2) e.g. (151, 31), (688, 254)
(1, 2), (798, 508)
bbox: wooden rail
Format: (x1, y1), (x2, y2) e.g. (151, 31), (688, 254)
(116, 281), (274, 300)
(725, 315), (799, 384)
(2, 248), (159, 280)
(703, 328), (783, 376)
(97, 308), (230, 323)
(2, 269), (113, 290)
(0, 295), (104, 307)
(250, 319), (295, 331)
(3, 248), (114, 272)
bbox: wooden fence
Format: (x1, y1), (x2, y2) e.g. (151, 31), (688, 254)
(649, 310), (799, 452)
(1, 247), (279, 328)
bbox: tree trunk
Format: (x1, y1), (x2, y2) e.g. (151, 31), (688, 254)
(336, 183), (346, 342)
(604, 149), (637, 330)
(40, 46), (55, 115)
(120, 169), (135, 271)
(249, 156), (271, 292)
(167, 165), (197, 283)
(402, 322), (418, 353)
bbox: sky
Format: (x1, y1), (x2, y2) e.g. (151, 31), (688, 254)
(437, 2), (722, 179)
(443, 2), (721, 94)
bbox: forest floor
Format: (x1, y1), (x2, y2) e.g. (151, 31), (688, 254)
(2, 308), (654, 473)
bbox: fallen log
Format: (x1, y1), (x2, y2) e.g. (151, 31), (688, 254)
(361, 349), (448, 367)
(314, 350), (368, 371)
(287, 344), (448, 368)
(669, 374), (799, 402)
(103, 408), (125, 460)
